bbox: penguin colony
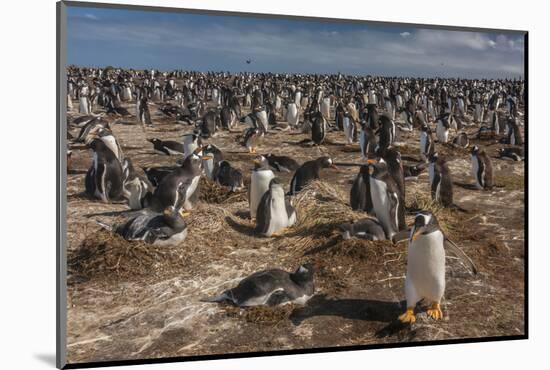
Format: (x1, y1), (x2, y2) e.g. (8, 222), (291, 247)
(67, 67), (524, 325)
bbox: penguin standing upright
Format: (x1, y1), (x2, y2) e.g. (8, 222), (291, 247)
(138, 96), (152, 126)
(286, 102), (300, 128)
(311, 111), (327, 145)
(506, 116), (523, 146)
(85, 139), (125, 202)
(399, 212), (477, 323)
(182, 133), (201, 159)
(436, 113), (452, 143)
(256, 178), (297, 237)
(377, 113), (397, 154)
(202, 144), (224, 180)
(320, 97), (331, 120)
(350, 165), (374, 214)
(419, 124), (435, 162)
(359, 122), (377, 159)
(289, 157), (338, 195)
(343, 111), (356, 145)
(149, 148), (208, 213)
(471, 145), (494, 190)
(202, 263), (315, 307)
(367, 161), (403, 240)
(428, 153), (454, 207)
(249, 156), (275, 219)
(121, 157), (153, 210)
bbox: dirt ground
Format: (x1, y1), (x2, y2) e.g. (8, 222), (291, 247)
(65, 97), (525, 364)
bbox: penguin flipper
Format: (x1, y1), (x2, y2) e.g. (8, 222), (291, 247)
(444, 238), (478, 275)
(200, 291), (230, 303)
(95, 220), (114, 232)
(265, 289), (291, 306)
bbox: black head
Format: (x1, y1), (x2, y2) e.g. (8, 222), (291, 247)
(410, 211), (440, 241)
(428, 152), (439, 163)
(368, 161), (388, 178)
(162, 206), (187, 229)
(292, 263), (315, 283)
(253, 155), (269, 170)
(471, 145), (480, 155)
(317, 156), (338, 170)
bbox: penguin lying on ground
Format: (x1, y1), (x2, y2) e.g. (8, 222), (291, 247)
(403, 163), (426, 181)
(202, 263), (315, 306)
(497, 147), (524, 161)
(256, 178), (297, 237)
(96, 206), (188, 246)
(289, 156), (338, 195)
(265, 153), (300, 173)
(147, 138), (185, 156)
(202, 144), (224, 180)
(339, 218), (386, 241)
(452, 132), (470, 148)
(399, 212), (477, 324)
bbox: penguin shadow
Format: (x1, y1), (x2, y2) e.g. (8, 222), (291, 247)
(67, 169), (88, 175)
(289, 294), (403, 326)
(225, 215), (257, 237)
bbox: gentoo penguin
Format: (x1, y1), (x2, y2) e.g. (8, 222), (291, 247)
(343, 112), (356, 144)
(320, 97), (331, 120)
(339, 218), (386, 241)
(83, 126), (124, 163)
(419, 124), (435, 162)
(350, 165), (374, 214)
(198, 110), (219, 138)
(182, 133), (202, 159)
(365, 103), (379, 130)
(202, 263), (315, 306)
(435, 113), (452, 143)
(265, 153), (300, 173)
(137, 96), (152, 126)
(220, 105), (237, 130)
(286, 102), (300, 128)
(399, 212), (477, 323)
(428, 153), (454, 207)
(256, 178), (297, 237)
(121, 158), (153, 210)
(403, 163), (426, 181)
(471, 145), (494, 190)
(379, 148), (405, 212)
(242, 127), (262, 154)
(498, 147), (524, 161)
(149, 148), (208, 213)
(311, 111), (327, 145)
(506, 116), (523, 146)
(452, 132), (470, 148)
(367, 161), (403, 240)
(359, 121), (377, 159)
(214, 160), (244, 191)
(377, 113), (397, 154)
(147, 138), (185, 156)
(249, 155), (275, 219)
(85, 139), (125, 202)
(202, 144), (224, 180)
(97, 206), (188, 246)
(289, 156), (338, 195)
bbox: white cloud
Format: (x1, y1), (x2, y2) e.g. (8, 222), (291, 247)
(400, 32), (411, 38)
(84, 13), (98, 21)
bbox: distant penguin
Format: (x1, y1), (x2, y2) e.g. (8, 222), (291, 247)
(452, 132), (470, 148)
(311, 111), (327, 145)
(320, 97), (331, 120)
(242, 127), (262, 154)
(506, 116), (523, 146)
(256, 178), (297, 237)
(339, 218), (386, 241)
(367, 161), (403, 240)
(85, 139), (125, 202)
(289, 156), (338, 195)
(202, 263), (315, 306)
(265, 153), (300, 173)
(214, 160), (244, 191)
(399, 211), (477, 324)
(350, 165), (374, 214)
(97, 206), (188, 246)
(148, 138), (185, 156)
(220, 106), (237, 130)
(343, 112), (356, 144)
(249, 155), (275, 219)
(377, 113), (397, 154)
(436, 113), (452, 143)
(198, 110), (219, 138)
(149, 148), (207, 213)
(428, 153), (454, 207)
(365, 104), (379, 130)
(359, 122), (377, 159)
(137, 96), (152, 125)
(471, 145), (494, 190)
(419, 124), (435, 162)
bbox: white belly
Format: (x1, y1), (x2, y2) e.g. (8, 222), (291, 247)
(343, 117), (353, 144)
(321, 98), (331, 119)
(420, 132), (428, 159)
(264, 188), (289, 236)
(471, 155), (482, 189)
(183, 175), (200, 210)
(286, 104), (299, 126)
(406, 231), (446, 303)
(369, 178), (394, 238)
(250, 170), (275, 218)
(436, 121), (448, 143)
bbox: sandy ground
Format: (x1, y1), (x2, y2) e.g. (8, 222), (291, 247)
(65, 97), (525, 364)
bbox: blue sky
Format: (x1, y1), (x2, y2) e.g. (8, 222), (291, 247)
(66, 6), (525, 78)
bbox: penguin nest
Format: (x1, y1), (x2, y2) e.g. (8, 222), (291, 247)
(67, 229), (185, 281)
(199, 178), (247, 204)
(276, 180), (372, 253)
